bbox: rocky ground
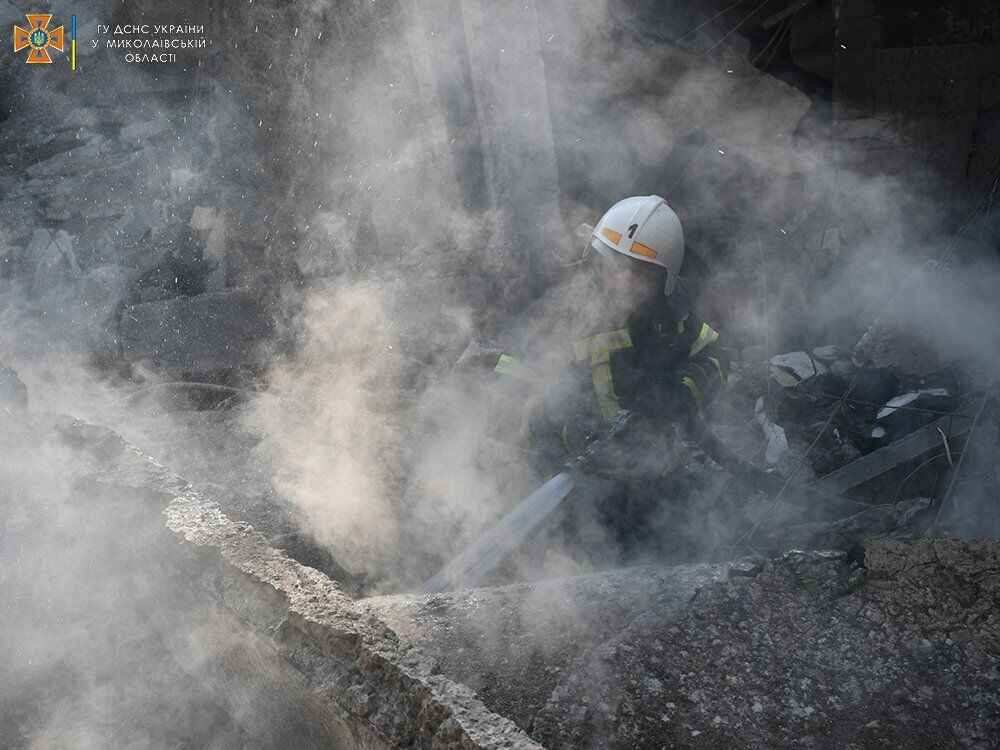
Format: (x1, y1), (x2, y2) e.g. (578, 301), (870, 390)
(5, 402), (998, 750)
(365, 540), (1000, 749)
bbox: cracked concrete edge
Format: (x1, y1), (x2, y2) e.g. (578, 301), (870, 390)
(60, 417), (543, 750)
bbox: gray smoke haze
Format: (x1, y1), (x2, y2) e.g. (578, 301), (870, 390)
(2, 0), (999, 745)
(0, 2), (272, 745)
(236, 0), (1000, 594)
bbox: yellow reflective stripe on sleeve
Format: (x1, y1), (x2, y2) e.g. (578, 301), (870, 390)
(574, 329), (633, 423)
(592, 357), (621, 423)
(681, 376), (703, 410)
(689, 322), (720, 357)
(494, 354), (537, 381)
(707, 355), (726, 385)
(573, 328), (633, 361)
(677, 321), (685, 333)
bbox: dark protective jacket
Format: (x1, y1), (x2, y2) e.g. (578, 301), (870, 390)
(494, 294), (730, 453)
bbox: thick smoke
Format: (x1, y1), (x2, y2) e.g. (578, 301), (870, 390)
(2, 0), (999, 743)
(231, 0), (1000, 594)
(0, 2), (273, 744)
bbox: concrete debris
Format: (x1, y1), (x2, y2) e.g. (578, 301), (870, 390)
(831, 426), (861, 463)
(875, 385), (955, 440)
(753, 397), (789, 466)
(768, 351), (828, 386)
(367, 540), (1000, 750)
(727, 555), (766, 577)
(853, 422), (888, 452)
(1, 5), (996, 748)
(853, 266), (948, 377)
(829, 358), (856, 377)
(4, 414), (542, 750)
(877, 388), (950, 419)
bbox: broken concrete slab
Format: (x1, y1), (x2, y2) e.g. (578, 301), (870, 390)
(363, 539), (1000, 749)
(361, 563), (727, 735)
(5, 412), (541, 750)
(754, 396), (789, 466)
(119, 290), (275, 373)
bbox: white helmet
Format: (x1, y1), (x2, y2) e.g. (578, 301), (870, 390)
(590, 195), (685, 296)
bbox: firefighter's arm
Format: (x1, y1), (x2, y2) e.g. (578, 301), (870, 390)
(491, 354), (546, 441)
(676, 321), (729, 413)
(493, 353), (601, 454)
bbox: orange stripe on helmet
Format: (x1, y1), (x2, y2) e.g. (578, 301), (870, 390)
(601, 227), (623, 245)
(630, 241), (657, 259)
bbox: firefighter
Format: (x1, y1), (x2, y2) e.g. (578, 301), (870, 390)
(496, 195), (729, 452)
(493, 195), (731, 563)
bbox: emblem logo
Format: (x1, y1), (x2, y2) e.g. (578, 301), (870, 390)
(13, 14), (65, 64)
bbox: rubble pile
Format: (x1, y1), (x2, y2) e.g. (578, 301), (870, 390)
(366, 540), (1000, 749)
(0, 409), (540, 750)
(0, 53), (276, 379)
(5, 405), (998, 749)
